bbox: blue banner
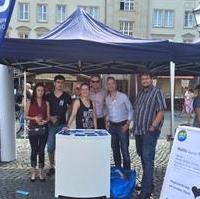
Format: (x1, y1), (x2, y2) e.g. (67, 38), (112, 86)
(0, 0), (15, 42)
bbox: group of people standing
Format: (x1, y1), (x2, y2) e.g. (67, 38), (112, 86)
(25, 71), (166, 199)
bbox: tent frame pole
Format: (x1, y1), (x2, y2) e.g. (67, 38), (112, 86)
(170, 61), (175, 143)
(135, 74), (138, 97)
(23, 71), (27, 139)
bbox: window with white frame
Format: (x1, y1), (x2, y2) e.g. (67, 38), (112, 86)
(120, 0), (134, 11)
(78, 6), (99, 20)
(153, 9), (174, 28)
(37, 4), (48, 22)
(164, 10), (174, 27)
(56, 5), (66, 23)
(153, 9), (162, 27)
(119, 21), (134, 36)
(18, 3), (29, 21)
(184, 11), (193, 28)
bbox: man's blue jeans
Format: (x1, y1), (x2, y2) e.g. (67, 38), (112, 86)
(135, 131), (160, 194)
(109, 123), (131, 170)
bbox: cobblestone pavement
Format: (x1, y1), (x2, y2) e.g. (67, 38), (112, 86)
(0, 139), (170, 199)
(0, 111), (188, 199)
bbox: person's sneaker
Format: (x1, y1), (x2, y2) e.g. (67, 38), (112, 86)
(47, 168), (55, 176)
(135, 184), (154, 192)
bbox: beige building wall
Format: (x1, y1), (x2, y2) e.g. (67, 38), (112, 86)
(148, 0), (199, 42)
(106, 0), (149, 38)
(9, 0), (199, 41)
(8, 0), (106, 39)
(8, 0), (149, 39)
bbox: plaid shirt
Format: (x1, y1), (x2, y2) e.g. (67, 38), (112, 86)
(134, 85), (166, 135)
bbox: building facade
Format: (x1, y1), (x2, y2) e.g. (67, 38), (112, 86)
(8, 0), (199, 41)
(8, 0), (106, 38)
(8, 0), (149, 39)
(148, 0), (199, 42)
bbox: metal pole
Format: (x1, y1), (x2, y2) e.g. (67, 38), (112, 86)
(127, 75), (131, 96)
(170, 62), (175, 140)
(135, 74), (138, 97)
(23, 71), (27, 139)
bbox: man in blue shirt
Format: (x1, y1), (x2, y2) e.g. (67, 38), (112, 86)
(105, 76), (133, 174)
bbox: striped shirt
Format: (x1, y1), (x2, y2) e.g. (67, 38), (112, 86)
(134, 85), (166, 135)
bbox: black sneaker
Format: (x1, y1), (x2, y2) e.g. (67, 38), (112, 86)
(135, 184), (154, 192)
(47, 168), (55, 176)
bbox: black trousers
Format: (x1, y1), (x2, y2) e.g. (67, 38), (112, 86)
(97, 117), (105, 129)
(29, 131), (48, 168)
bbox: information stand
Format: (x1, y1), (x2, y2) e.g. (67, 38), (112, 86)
(55, 129), (111, 198)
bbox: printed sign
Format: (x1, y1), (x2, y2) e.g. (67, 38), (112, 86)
(0, 0), (15, 42)
(160, 126), (200, 199)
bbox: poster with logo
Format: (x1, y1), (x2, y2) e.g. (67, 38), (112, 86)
(160, 126), (200, 199)
(0, 0), (15, 42)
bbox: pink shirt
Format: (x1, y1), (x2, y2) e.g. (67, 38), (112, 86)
(90, 89), (106, 118)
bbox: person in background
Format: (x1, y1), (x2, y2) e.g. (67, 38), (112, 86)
(25, 83), (50, 181)
(105, 76), (133, 177)
(16, 83), (33, 134)
(67, 83), (97, 129)
(184, 87), (194, 124)
(26, 83), (33, 98)
(134, 71), (166, 199)
(46, 75), (72, 176)
(90, 75), (106, 129)
(193, 85), (200, 127)
(71, 83), (81, 101)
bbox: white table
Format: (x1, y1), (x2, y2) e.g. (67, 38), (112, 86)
(55, 129), (111, 198)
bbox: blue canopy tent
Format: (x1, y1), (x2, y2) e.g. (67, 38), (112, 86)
(152, 41), (200, 76)
(0, 8), (173, 74)
(1, 8), (199, 162)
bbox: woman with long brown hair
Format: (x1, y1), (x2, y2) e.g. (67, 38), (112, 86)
(67, 83), (97, 129)
(25, 83), (50, 181)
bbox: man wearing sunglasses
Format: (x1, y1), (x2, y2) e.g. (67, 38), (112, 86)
(90, 75), (106, 129)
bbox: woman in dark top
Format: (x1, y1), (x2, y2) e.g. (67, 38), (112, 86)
(193, 84), (200, 128)
(67, 83), (97, 129)
(26, 83), (50, 181)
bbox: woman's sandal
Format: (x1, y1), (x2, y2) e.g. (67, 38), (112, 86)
(30, 172), (36, 182)
(39, 169), (46, 182)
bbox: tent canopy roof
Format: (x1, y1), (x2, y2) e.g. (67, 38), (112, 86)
(41, 8), (165, 44)
(0, 8), (199, 75)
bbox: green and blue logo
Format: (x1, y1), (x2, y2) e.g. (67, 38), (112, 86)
(177, 130), (187, 142)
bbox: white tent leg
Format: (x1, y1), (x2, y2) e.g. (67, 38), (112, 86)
(23, 71), (27, 139)
(170, 62), (175, 140)
(0, 65), (16, 161)
(135, 74), (138, 97)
